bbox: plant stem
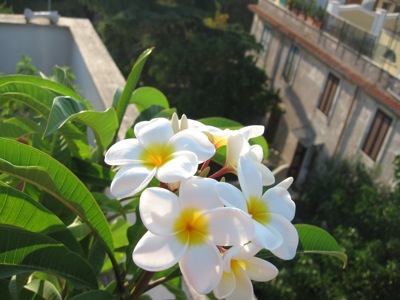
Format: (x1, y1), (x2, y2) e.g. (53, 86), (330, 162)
(130, 270), (155, 300)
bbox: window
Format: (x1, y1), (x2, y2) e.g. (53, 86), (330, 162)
(362, 109), (392, 161)
(383, 49), (396, 63)
(318, 73), (340, 116)
(282, 45), (300, 83)
(382, 2), (392, 10)
(259, 25), (271, 57)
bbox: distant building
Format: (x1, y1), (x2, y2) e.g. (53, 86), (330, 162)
(250, 0), (400, 187)
(0, 11), (125, 112)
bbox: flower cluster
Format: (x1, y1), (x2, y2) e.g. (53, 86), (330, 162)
(105, 114), (299, 299)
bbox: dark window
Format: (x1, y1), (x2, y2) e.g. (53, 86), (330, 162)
(318, 73), (340, 116)
(259, 26), (271, 57)
(282, 45), (300, 83)
(383, 49), (396, 63)
(382, 2), (392, 10)
(362, 110), (392, 161)
(287, 142), (307, 179)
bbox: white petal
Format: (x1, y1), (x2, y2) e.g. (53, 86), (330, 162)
(276, 177), (294, 189)
(206, 207), (254, 246)
(171, 113), (180, 133)
(252, 220), (283, 250)
(237, 125), (264, 140)
(179, 240), (222, 295)
(156, 151), (198, 183)
(248, 144), (264, 161)
(215, 182), (248, 212)
(132, 231), (187, 272)
(243, 257), (278, 282)
(140, 188), (182, 235)
(180, 177), (222, 210)
(226, 134), (250, 168)
(235, 243), (263, 260)
(214, 270), (236, 299)
(268, 215), (299, 260)
(104, 139), (143, 165)
(263, 186), (296, 221)
(134, 118), (174, 147)
(170, 129), (215, 162)
(245, 146), (275, 186)
(238, 156), (262, 200)
(222, 246), (242, 272)
(228, 263), (253, 300)
(110, 165), (156, 198)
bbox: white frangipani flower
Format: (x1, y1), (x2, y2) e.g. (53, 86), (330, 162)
(225, 133), (275, 186)
(214, 243), (278, 300)
(216, 156), (299, 260)
(104, 118), (215, 198)
(132, 177), (255, 295)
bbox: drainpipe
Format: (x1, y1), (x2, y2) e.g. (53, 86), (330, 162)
(333, 85), (359, 156)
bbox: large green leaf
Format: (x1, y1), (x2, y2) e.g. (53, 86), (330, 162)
(24, 279), (61, 300)
(0, 185), (83, 254)
(114, 48), (153, 136)
(0, 117), (42, 139)
(71, 158), (115, 188)
(0, 138), (114, 253)
(0, 93), (50, 116)
(44, 96), (118, 154)
(130, 87), (169, 113)
(69, 290), (114, 300)
(295, 224), (347, 268)
(0, 225), (98, 289)
(0, 75), (86, 104)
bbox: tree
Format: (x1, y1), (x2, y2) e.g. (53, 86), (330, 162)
(254, 158), (400, 299)
(80, 0), (280, 124)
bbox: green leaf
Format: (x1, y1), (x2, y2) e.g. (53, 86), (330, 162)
(110, 218), (130, 250)
(295, 224), (348, 268)
(164, 281), (186, 300)
(0, 185), (83, 254)
(69, 290), (114, 300)
(44, 96), (118, 155)
(71, 158), (115, 188)
(24, 279), (61, 300)
(114, 48), (153, 135)
(0, 93), (50, 116)
(0, 138), (114, 254)
(198, 117), (243, 129)
(0, 225), (98, 289)
(0, 118), (42, 139)
(130, 87), (169, 112)
(0, 75), (86, 104)
(8, 273), (30, 300)
(44, 96), (88, 136)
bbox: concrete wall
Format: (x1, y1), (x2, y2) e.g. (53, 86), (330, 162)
(0, 14), (126, 114)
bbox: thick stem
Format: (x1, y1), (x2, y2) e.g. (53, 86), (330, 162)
(130, 270), (155, 300)
(209, 166), (232, 179)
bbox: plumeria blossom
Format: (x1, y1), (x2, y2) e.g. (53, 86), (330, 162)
(216, 155), (299, 260)
(214, 243), (278, 300)
(224, 133), (275, 186)
(132, 177), (255, 295)
(104, 117), (215, 198)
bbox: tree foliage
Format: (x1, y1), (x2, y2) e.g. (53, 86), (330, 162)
(79, 0), (280, 124)
(254, 159), (400, 299)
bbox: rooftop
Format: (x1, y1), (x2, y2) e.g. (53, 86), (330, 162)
(0, 13), (125, 112)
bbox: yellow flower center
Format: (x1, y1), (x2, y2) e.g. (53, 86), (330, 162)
(139, 143), (175, 167)
(174, 207), (209, 246)
(247, 196), (271, 226)
(231, 259), (246, 273)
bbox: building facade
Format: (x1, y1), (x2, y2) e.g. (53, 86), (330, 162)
(250, 0), (400, 186)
